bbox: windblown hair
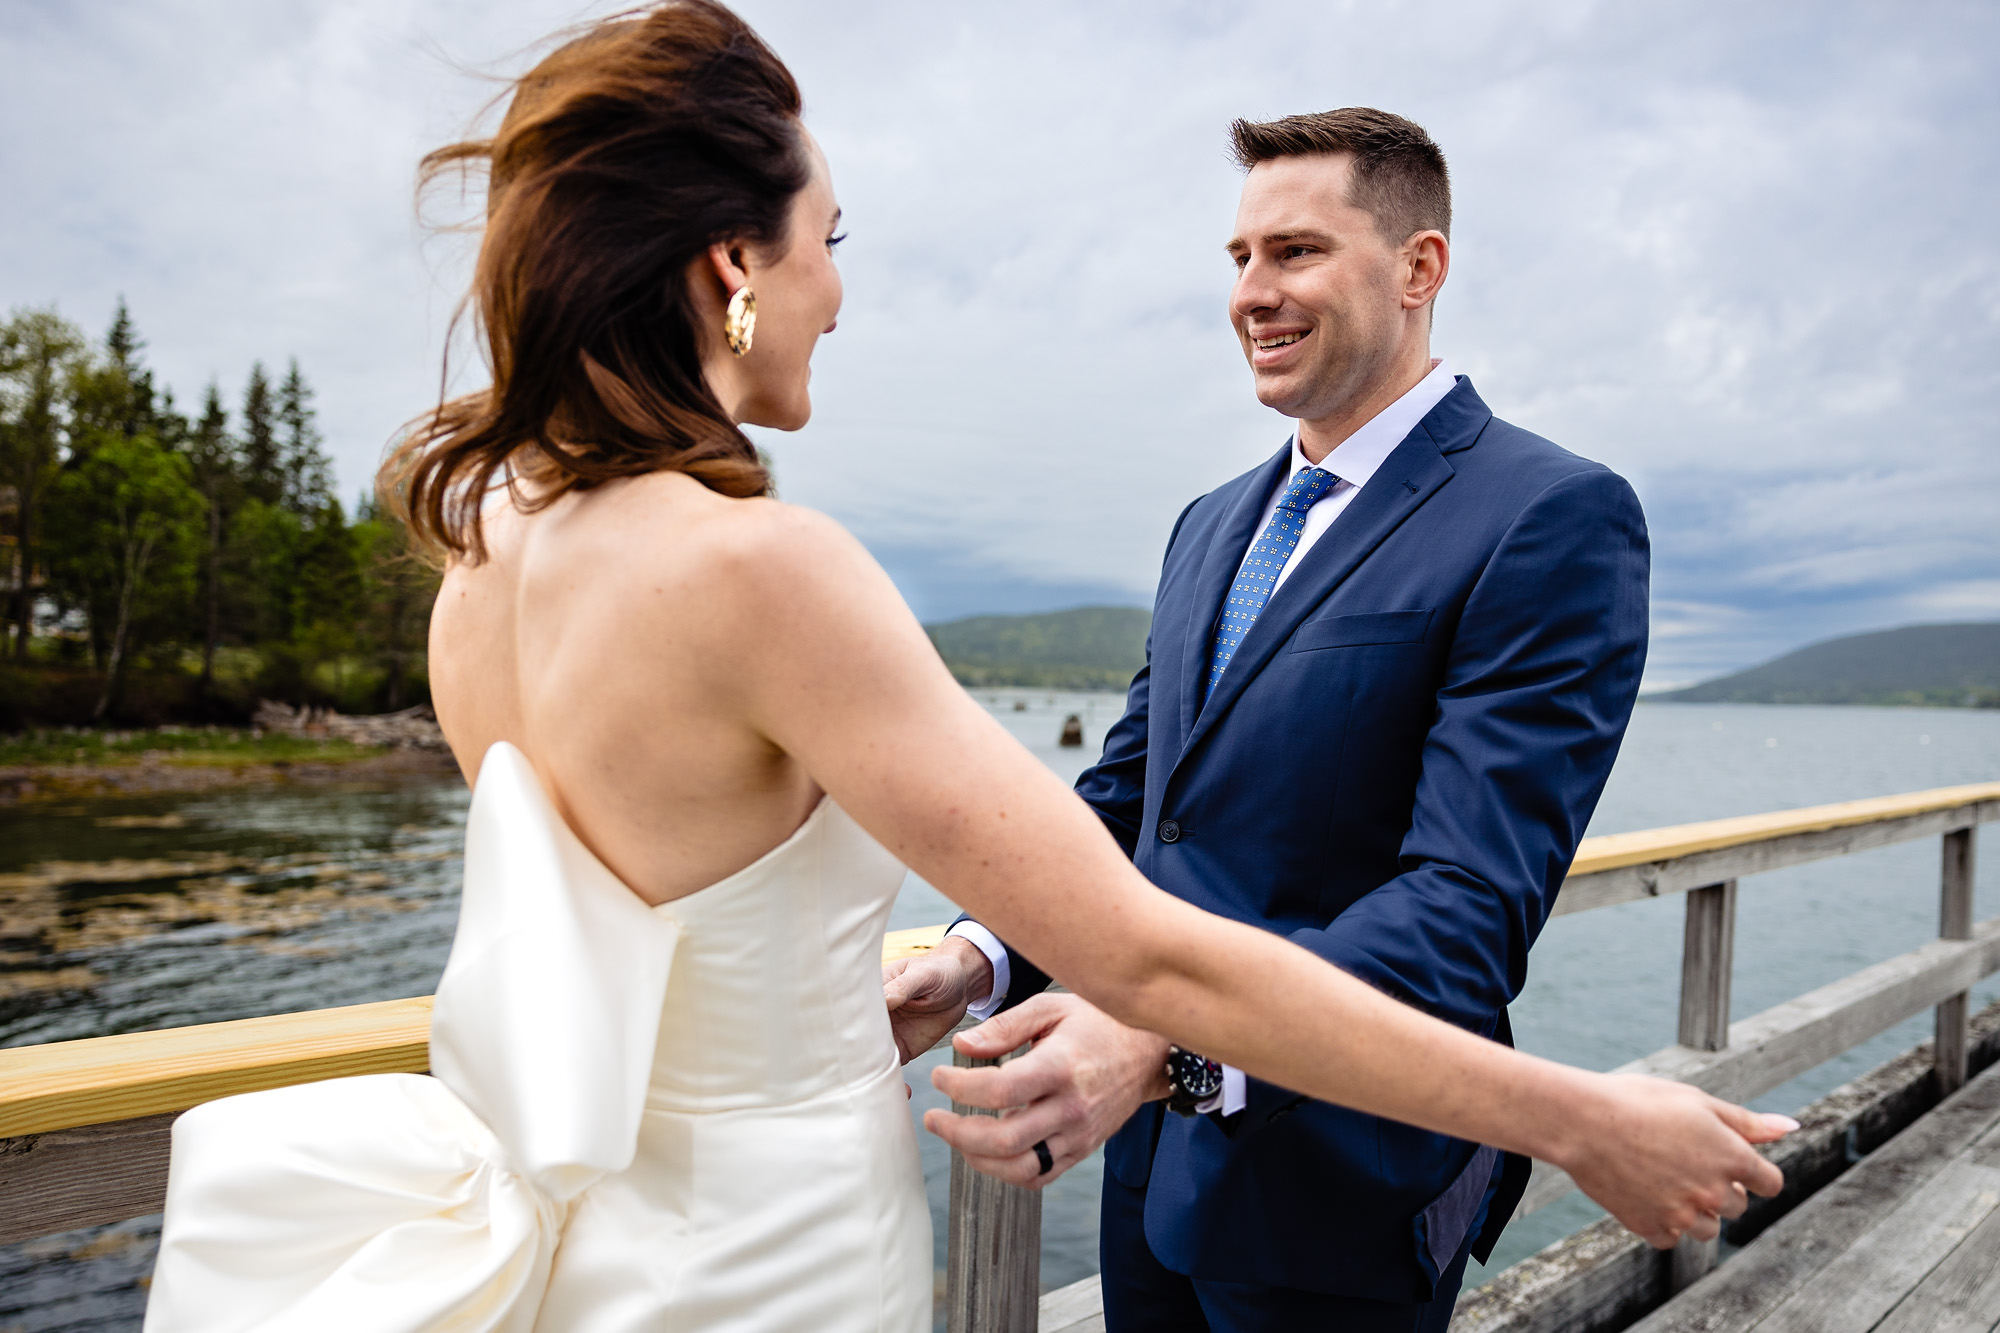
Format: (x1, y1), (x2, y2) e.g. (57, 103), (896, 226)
(382, 0), (808, 561)
(1229, 107), (1451, 244)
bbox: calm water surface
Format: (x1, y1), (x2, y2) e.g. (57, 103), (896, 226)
(2, 701), (1996, 1327)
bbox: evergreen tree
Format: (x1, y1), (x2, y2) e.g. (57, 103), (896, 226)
(75, 298), (160, 444)
(290, 497), (363, 703)
(238, 362), (281, 505)
(188, 383), (233, 687)
(276, 359), (333, 514)
(353, 496), (439, 710)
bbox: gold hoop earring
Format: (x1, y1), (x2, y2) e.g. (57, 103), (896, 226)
(724, 286), (757, 357)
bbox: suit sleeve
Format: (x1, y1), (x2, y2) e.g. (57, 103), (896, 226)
(954, 499), (1199, 1014)
(1240, 467), (1650, 1127)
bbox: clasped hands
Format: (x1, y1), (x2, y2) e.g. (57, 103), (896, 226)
(882, 936), (1167, 1189)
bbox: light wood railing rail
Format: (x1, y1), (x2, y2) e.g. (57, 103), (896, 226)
(2, 781), (1997, 1332)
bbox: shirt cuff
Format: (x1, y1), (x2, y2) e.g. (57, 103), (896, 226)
(1196, 1065), (1248, 1117)
(945, 921), (1010, 1022)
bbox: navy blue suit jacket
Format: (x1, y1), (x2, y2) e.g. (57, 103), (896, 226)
(979, 378), (1649, 1301)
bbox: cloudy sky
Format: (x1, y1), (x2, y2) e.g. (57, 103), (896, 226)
(5, 0), (1996, 685)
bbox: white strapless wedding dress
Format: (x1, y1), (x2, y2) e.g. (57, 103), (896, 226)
(144, 743), (932, 1332)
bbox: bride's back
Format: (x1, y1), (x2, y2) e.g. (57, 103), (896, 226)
(429, 473), (826, 906)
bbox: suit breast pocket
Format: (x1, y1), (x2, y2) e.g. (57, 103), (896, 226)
(1288, 608), (1434, 653)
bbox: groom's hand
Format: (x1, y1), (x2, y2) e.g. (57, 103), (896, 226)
(882, 936), (993, 1065)
(924, 993), (1170, 1189)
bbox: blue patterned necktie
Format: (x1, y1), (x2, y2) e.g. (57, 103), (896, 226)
(1206, 465), (1341, 703)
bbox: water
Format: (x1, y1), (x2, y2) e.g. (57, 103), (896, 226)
(2, 700), (1996, 1325)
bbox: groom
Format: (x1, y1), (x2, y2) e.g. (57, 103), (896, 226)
(887, 108), (1649, 1330)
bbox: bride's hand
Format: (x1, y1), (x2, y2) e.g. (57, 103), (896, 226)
(882, 939), (992, 1065)
(1554, 1073), (1794, 1248)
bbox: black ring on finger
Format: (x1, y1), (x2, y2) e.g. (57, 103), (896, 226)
(1033, 1140), (1054, 1175)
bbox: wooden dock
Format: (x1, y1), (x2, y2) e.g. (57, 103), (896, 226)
(1634, 1057), (2000, 1333)
(2, 780), (1997, 1333)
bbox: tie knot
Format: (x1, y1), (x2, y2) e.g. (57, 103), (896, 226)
(1277, 466), (1339, 515)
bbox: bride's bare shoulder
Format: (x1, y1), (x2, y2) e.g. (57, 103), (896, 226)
(579, 471), (893, 613)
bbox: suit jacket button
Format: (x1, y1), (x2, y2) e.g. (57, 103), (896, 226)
(1158, 819), (1181, 843)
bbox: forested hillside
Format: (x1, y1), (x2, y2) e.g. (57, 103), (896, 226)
(1652, 622), (2000, 707)
(925, 606), (1150, 690)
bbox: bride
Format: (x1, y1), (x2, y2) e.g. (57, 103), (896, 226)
(144, 3), (1789, 1329)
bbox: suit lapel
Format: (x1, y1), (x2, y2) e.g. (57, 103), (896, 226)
(1175, 446), (1294, 751)
(1174, 392), (1483, 769)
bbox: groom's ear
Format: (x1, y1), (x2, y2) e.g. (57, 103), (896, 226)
(1399, 230), (1449, 313)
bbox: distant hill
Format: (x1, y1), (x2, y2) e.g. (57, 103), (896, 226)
(1651, 622), (2000, 707)
(925, 606), (1150, 691)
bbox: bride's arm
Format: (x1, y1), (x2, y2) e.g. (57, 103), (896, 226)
(709, 503), (1785, 1245)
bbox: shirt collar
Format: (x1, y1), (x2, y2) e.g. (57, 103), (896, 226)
(1289, 357), (1456, 488)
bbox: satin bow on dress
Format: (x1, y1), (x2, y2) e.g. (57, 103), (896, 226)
(145, 743), (930, 1332)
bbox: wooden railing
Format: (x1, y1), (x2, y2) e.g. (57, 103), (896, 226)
(1, 781), (1996, 1332)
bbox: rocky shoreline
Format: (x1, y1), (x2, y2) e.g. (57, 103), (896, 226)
(0, 704), (460, 805)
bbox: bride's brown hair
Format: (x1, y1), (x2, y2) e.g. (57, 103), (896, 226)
(382, 0), (806, 560)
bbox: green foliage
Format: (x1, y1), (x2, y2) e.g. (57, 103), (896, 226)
(925, 606), (1151, 690)
(351, 498), (440, 710)
(0, 306), (88, 659)
(0, 302), (436, 727)
(239, 362), (280, 506)
(0, 725), (376, 768)
(277, 359), (332, 513)
(43, 432), (205, 716)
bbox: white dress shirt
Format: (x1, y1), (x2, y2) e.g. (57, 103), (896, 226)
(1237, 357), (1456, 600)
(949, 358), (1459, 1117)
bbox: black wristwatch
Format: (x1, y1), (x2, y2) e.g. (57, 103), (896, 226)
(1163, 1045), (1224, 1117)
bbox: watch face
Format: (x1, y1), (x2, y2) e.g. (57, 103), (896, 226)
(1170, 1048), (1224, 1100)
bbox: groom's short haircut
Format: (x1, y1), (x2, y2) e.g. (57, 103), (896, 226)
(1230, 108), (1451, 244)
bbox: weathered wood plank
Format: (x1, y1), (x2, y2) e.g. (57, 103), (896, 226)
(947, 1046), (1041, 1333)
(1873, 1198), (2000, 1333)
(1677, 882), (1736, 1053)
(1936, 827), (1977, 1096)
(1635, 918), (2000, 1107)
(1625, 1061), (2000, 1333)
(1556, 794), (2000, 917)
(0, 997), (434, 1137)
(1038, 1276), (1106, 1332)
(1448, 1216), (1663, 1333)
(0, 1112), (176, 1246)
(1749, 1142), (2000, 1332)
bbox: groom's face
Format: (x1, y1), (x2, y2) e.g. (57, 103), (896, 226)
(1226, 153), (1412, 424)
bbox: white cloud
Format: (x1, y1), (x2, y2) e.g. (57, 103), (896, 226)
(4, 0), (1995, 679)
(1910, 580), (2000, 620)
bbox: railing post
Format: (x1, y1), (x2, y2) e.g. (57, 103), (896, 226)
(1678, 880), (1737, 1053)
(945, 1046), (1042, 1333)
(1670, 879), (1736, 1290)
(1935, 827), (1977, 1096)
